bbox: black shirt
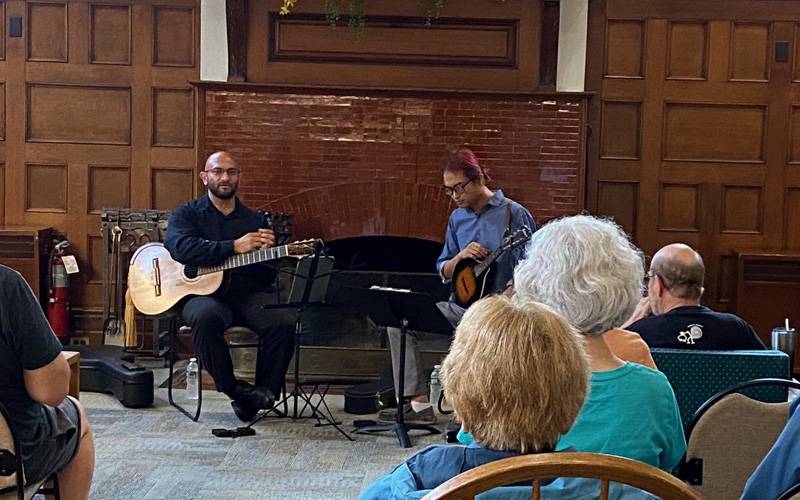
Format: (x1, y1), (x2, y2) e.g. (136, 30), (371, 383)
(164, 194), (277, 295)
(627, 305), (766, 350)
(0, 266), (63, 446)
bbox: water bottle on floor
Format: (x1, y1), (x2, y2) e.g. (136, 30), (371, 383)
(430, 365), (442, 414)
(186, 357), (199, 400)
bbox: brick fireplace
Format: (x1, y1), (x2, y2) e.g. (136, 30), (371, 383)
(196, 83), (589, 376)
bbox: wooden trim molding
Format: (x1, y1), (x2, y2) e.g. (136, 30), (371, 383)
(268, 12), (518, 68)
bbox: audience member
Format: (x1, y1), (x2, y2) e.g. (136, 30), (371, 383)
(741, 397), (800, 500)
(361, 296), (656, 499)
(624, 243), (765, 350)
(513, 215), (686, 470)
(0, 265), (94, 499)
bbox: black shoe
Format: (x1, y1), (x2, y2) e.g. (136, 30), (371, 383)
(231, 382), (275, 411)
(231, 400), (258, 422)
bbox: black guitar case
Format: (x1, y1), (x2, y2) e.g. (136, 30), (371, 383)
(344, 368), (396, 415)
(70, 345), (154, 408)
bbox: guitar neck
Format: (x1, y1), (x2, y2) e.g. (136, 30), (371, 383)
(196, 245), (293, 275)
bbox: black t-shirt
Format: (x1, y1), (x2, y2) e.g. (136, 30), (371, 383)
(627, 305), (766, 350)
(163, 194), (278, 296)
(0, 265), (63, 445)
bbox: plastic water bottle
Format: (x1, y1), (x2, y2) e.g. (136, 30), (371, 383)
(186, 357), (199, 400)
(430, 365), (442, 413)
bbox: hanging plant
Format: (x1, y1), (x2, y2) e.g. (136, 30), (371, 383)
(280, 0), (447, 28)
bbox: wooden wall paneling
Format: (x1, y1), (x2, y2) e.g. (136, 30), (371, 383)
(788, 105), (800, 164)
(605, 19), (645, 78)
(600, 100), (641, 159)
(90, 4), (132, 65)
(129, 1), (155, 211)
(717, 254), (737, 307)
(151, 166), (193, 210)
(721, 185), (763, 233)
(152, 87), (194, 147)
(26, 83), (132, 144)
(0, 163), (4, 224)
(786, 188), (800, 249)
(27, 1), (68, 62)
(729, 22), (771, 82)
(0, 1), (5, 61)
(584, 0), (607, 214)
(25, 163), (67, 212)
(658, 183), (699, 232)
(87, 164), (130, 214)
(248, 0), (541, 91)
(666, 21), (708, 80)
(539, 0), (559, 88)
(636, 18), (667, 252)
(596, 181), (638, 235)
(153, 5), (195, 67)
(794, 23), (800, 83)
(764, 21), (794, 250)
(0, 81), (4, 141)
(269, 15), (517, 67)
(226, 0), (249, 81)
(663, 103), (766, 163)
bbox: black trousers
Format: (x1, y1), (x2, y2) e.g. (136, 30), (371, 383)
(181, 291), (295, 397)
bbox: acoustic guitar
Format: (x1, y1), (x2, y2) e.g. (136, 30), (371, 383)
(128, 239), (319, 315)
(451, 227), (532, 308)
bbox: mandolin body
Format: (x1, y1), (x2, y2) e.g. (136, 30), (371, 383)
(452, 258), (497, 308)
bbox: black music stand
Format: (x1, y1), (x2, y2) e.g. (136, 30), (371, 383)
(248, 245), (353, 441)
(346, 286), (453, 448)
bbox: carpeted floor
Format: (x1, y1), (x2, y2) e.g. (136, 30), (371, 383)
(81, 372), (446, 499)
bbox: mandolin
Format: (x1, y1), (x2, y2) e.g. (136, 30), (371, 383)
(128, 239), (319, 315)
(451, 227), (531, 308)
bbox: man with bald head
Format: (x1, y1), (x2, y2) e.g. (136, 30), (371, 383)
(164, 151), (295, 421)
(625, 243), (765, 350)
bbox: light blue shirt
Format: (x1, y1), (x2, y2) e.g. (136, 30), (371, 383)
(556, 363), (686, 470)
(359, 443), (657, 500)
(741, 397), (800, 500)
(436, 190), (535, 294)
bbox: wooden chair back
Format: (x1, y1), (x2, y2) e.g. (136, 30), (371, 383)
(423, 452), (704, 499)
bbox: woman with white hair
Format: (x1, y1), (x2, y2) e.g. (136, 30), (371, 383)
(513, 215), (685, 470)
(360, 296), (655, 499)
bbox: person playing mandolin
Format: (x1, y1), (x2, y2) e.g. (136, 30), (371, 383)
(379, 146), (536, 425)
(164, 151), (295, 422)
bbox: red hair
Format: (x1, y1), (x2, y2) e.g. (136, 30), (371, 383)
(445, 147), (491, 182)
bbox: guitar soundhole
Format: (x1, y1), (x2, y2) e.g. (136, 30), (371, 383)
(184, 266), (198, 279)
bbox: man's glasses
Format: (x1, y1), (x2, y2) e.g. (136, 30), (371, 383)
(204, 167), (240, 177)
(442, 179), (474, 197)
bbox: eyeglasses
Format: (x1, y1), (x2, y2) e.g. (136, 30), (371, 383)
(442, 179), (474, 197)
(204, 167), (240, 177)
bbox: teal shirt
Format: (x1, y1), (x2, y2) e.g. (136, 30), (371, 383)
(556, 363), (686, 470)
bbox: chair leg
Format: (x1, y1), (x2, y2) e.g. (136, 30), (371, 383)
(166, 317), (202, 421)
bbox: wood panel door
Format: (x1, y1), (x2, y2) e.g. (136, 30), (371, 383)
(0, 0), (199, 339)
(587, 0), (800, 321)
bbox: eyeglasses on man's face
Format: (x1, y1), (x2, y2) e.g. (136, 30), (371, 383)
(442, 178), (474, 197)
(204, 167), (240, 177)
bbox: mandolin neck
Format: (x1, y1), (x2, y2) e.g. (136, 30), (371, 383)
(196, 245), (294, 276)
(473, 247), (504, 276)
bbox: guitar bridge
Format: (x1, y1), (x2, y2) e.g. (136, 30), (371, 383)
(152, 258), (162, 297)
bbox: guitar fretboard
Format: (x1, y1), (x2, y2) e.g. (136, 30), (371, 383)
(197, 245), (292, 276)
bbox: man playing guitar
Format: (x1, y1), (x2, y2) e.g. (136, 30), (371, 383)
(380, 147), (536, 425)
(164, 151), (295, 422)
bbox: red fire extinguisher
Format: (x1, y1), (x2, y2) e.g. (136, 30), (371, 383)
(48, 240), (71, 341)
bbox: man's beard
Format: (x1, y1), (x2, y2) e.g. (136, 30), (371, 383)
(208, 182), (237, 199)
